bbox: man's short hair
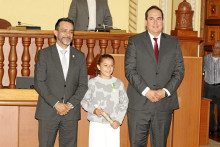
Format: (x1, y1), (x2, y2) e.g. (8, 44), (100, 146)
(55, 18), (74, 30)
(145, 5), (164, 20)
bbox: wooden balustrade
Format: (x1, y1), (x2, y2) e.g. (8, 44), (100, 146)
(0, 29), (135, 88)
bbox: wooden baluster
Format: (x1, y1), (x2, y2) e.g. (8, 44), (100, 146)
(73, 39), (83, 50)
(8, 37), (18, 89)
(111, 40), (121, 54)
(0, 36), (5, 88)
(86, 39), (95, 68)
(48, 37), (56, 46)
(99, 39), (108, 54)
(21, 37), (31, 76)
(35, 37), (44, 62)
(124, 40), (128, 49)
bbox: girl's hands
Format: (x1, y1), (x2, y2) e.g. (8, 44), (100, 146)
(111, 120), (120, 129)
(93, 108), (104, 116)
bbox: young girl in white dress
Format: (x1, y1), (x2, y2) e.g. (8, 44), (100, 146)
(81, 54), (128, 147)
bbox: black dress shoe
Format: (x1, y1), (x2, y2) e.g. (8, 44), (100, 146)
(209, 131), (214, 136)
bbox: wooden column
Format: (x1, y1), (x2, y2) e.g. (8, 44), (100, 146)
(99, 39), (108, 54)
(111, 40), (121, 54)
(8, 37), (18, 89)
(21, 37), (31, 76)
(86, 39), (95, 68)
(35, 38), (44, 62)
(0, 36), (5, 88)
(48, 37), (56, 46)
(124, 40), (128, 49)
(74, 39), (83, 50)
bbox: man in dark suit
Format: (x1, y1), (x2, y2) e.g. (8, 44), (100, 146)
(125, 6), (185, 147)
(34, 18), (88, 147)
(68, 0), (112, 31)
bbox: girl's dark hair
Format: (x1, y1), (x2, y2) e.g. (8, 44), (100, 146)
(96, 54), (115, 75)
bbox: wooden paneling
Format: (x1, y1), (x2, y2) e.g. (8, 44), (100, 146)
(203, 0), (220, 55)
(199, 98), (211, 146)
(0, 106), (19, 146)
(171, 30), (202, 57)
(19, 106), (39, 147)
(205, 26), (220, 45)
(0, 89), (38, 100)
(206, 0), (220, 19)
(173, 57), (202, 147)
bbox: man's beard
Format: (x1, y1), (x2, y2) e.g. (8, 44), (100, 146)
(58, 36), (72, 46)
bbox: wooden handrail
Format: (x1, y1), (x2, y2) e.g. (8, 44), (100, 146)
(0, 30), (135, 88)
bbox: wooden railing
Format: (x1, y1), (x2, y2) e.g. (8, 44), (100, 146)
(0, 29), (135, 88)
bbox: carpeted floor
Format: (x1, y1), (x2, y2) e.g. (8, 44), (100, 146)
(209, 139), (220, 147)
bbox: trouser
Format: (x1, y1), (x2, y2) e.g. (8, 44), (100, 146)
(204, 83), (220, 132)
(38, 118), (78, 147)
(127, 108), (172, 147)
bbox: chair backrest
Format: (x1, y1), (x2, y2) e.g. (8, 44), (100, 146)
(0, 19), (11, 29)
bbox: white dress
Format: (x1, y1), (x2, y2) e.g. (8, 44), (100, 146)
(89, 121), (120, 147)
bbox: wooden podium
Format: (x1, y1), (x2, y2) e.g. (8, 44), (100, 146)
(0, 55), (203, 147)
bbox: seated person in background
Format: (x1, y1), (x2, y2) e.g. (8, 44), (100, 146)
(68, 0), (112, 31)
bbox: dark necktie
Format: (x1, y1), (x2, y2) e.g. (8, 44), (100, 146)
(153, 38), (159, 63)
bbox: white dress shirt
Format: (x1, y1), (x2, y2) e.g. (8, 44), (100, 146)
(87, 0), (96, 30)
(56, 43), (70, 80)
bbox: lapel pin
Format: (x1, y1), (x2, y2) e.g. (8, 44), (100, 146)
(72, 55), (75, 58)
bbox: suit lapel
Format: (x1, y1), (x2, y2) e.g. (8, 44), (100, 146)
(143, 31), (158, 65)
(96, 0), (101, 20)
(51, 45), (65, 81)
(158, 33), (167, 66)
(66, 48), (76, 82)
(83, 0), (89, 16)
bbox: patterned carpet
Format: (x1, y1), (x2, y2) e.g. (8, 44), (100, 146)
(209, 139), (220, 147)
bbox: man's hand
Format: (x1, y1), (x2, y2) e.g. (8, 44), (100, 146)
(146, 89), (166, 102)
(155, 89), (166, 100)
(54, 102), (70, 115)
(111, 120), (120, 129)
(145, 90), (160, 102)
(93, 108), (104, 117)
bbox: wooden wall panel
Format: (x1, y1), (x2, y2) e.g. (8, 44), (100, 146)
(112, 54), (130, 147)
(19, 107), (38, 147)
(78, 107), (90, 147)
(173, 57), (202, 147)
(205, 26), (220, 45)
(0, 106), (19, 147)
(199, 99), (211, 146)
(206, 0), (220, 19)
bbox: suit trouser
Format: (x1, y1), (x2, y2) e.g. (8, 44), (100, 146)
(38, 118), (78, 147)
(204, 83), (220, 132)
(127, 108), (172, 147)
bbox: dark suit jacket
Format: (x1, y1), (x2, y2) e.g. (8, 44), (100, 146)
(34, 44), (88, 120)
(125, 31), (185, 112)
(68, 0), (112, 31)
